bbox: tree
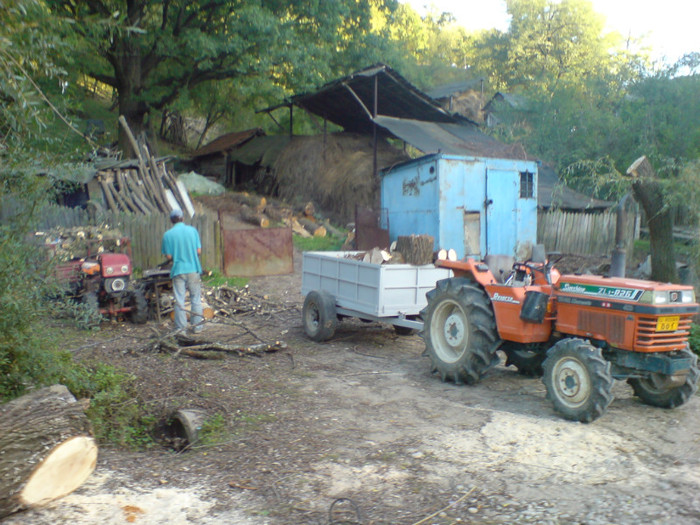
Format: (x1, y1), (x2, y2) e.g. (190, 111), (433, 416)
(46, 0), (375, 151)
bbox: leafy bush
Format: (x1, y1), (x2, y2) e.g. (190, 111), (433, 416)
(293, 233), (345, 252)
(73, 363), (156, 449)
(688, 323), (700, 358)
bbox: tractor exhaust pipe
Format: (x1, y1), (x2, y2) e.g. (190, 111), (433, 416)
(609, 193), (632, 278)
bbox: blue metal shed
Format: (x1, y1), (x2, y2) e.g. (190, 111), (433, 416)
(380, 153), (538, 260)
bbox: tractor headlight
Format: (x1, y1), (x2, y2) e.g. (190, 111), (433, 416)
(105, 266), (114, 275)
(108, 278), (126, 292)
(121, 264), (129, 274)
(639, 291), (667, 304)
(681, 290), (695, 303)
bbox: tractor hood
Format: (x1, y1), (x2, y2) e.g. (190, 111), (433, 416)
(556, 274), (697, 307)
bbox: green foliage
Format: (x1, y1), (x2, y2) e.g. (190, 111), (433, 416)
(688, 324), (700, 359)
(293, 234), (345, 252)
(197, 413), (227, 446)
(73, 363), (156, 449)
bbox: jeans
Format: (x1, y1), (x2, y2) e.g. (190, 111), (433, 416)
(172, 273), (203, 332)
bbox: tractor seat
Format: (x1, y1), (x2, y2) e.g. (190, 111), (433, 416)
(484, 254), (515, 284)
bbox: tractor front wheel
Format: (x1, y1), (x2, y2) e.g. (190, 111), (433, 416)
(542, 338), (614, 422)
(627, 348), (699, 408)
(420, 278), (499, 385)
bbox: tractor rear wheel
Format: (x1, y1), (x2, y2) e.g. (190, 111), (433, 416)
(542, 338), (614, 422)
(627, 348), (699, 408)
(420, 278), (499, 385)
(128, 288), (148, 324)
(302, 290), (337, 342)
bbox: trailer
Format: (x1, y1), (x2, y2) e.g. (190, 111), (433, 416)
(301, 251), (452, 341)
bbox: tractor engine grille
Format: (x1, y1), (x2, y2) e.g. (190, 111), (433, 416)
(635, 315), (693, 350)
(578, 311), (625, 345)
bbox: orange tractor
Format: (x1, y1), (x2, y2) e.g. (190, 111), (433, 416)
(421, 253), (699, 422)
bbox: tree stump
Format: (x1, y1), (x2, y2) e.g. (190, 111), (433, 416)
(0, 385), (98, 519)
(394, 235), (434, 265)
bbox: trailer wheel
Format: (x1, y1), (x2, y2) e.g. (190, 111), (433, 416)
(303, 290), (337, 342)
(420, 278), (499, 385)
(627, 348), (699, 408)
(128, 288), (148, 324)
(542, 338), (613, 422)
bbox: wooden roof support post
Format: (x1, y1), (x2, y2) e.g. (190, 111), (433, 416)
(373, 74), (378, 180)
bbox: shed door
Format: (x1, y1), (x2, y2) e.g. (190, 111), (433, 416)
(463, 211), (481, 257)
(485, 169), (518, 256)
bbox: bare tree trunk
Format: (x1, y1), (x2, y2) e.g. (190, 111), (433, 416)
(626, 156), (678, 283)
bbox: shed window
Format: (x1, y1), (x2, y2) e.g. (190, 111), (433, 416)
(520, 171), (534, 199)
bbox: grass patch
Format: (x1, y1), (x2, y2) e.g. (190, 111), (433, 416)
(197, 413), (228, 445)
(293, 234), (345, 252)
(202, 269), (249, 288)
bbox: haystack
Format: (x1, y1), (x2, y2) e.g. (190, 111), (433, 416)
(271, 133), (410, 225)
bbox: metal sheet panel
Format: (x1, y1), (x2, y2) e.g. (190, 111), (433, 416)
(222, 227), (293, 277)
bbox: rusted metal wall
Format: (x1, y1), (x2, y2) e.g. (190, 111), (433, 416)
(221, 226), (293, 277)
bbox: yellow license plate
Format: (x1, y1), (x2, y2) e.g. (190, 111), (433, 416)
(656, 316), (679, 332)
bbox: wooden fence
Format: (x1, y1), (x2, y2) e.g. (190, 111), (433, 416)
(537, 209), (635, 256)
(32, 204), (221, 272)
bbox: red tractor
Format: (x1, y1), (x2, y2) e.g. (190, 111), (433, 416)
(421, 253), (699, 422)
(56, 250), (148, 324)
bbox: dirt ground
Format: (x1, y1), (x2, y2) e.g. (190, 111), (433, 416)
(5, 251), (700, 525)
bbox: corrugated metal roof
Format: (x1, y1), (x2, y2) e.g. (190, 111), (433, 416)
(373, 116), (528, 160)
(225, 135), (291, 166)
(538, 164), (613, 210)
(191, 128), (265, 158)
(289, 63), (456, 134)
(426, 79), (485, 100)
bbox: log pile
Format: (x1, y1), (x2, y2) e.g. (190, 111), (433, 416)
(94, 116), (193, 215)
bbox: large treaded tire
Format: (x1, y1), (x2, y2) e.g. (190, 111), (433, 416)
(128, 288), (148, 324)
(420, 278), (499, 385)
(542, 338), (614, 423)
(627, 348), (699, 408)
(303, 290), (337, 342)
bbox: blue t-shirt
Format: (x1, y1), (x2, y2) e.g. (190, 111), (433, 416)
(162, 222), (202, 277)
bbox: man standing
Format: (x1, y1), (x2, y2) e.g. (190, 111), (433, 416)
(162, 208), (204, 333)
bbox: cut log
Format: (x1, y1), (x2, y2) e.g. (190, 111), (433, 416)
(0, 385), (97, 519)
(240, 204), (270, 228)
(321, 219), (345, 238)
(298, 217), (326, 237)
(303, 201), (315, 217)
(394, 234), (434, 265)
(286, 217), (311, 238)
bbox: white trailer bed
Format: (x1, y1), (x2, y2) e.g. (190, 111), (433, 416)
(301, 251), (452, 340)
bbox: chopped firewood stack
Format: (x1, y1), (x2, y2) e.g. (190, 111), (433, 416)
(205, 284), (278, 317)
(95, 116), (193, 215)
(345, 234), (459, 266)
(37, 226), (126, 260)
